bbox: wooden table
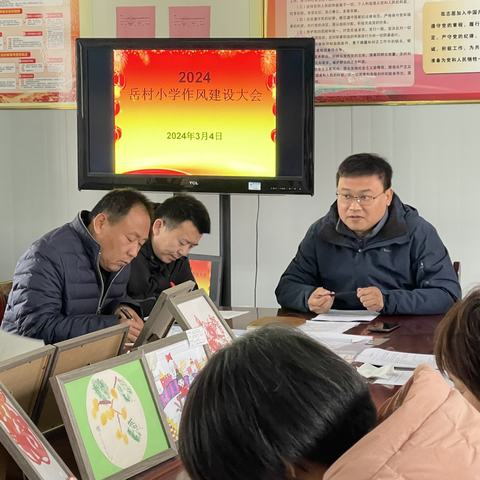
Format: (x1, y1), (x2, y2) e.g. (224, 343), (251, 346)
(2, 308), (443, 480)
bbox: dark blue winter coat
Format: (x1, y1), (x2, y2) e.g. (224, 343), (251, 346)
(2, 212), (127, 343)
(275, 195), (461, 315)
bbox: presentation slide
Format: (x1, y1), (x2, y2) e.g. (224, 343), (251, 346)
(113, 49), (277, 176)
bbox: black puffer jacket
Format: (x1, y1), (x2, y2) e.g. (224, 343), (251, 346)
(2, 212), (127, 343)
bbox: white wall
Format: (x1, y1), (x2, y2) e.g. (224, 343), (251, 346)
(1, 103), (479, 307)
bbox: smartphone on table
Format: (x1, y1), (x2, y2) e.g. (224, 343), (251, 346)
(367, 321), (400, 333)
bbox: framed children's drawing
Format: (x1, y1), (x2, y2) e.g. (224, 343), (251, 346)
(51, 350), (176, 480)
(0, 382), (75, 480)
(134, 280), (195, 348)
(168, 289), (234, 354)
(34, 324), (129, 433)
(139, 333), (210, 442)
(188, 254), (222, 305)
(0, 346), (55, 417)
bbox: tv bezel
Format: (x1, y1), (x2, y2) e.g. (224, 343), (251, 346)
(77, 37), (314, 195)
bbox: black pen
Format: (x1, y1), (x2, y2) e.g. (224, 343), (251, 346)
(120, 307), (133, 320)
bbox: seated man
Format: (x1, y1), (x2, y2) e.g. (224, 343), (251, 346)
(2, 188), (151, 343)
(275, 153), (460, 315)
(179, 326), (480, 480)
(127, 194), (211, 315)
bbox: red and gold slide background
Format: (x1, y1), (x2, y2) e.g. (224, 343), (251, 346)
(114, 49), (277, 176)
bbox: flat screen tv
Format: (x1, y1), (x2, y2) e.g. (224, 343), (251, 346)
(77, 37), (314, 194)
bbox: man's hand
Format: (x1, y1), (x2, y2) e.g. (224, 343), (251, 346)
(357, 287), (384, 312)
(115, 305), (144, 342)
(307, 287), (335, 314)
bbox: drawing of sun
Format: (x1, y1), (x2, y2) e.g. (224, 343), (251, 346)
(86, 370), (147, 468)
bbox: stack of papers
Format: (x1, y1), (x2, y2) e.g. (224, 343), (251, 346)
(312, 310), (378, 322)
(355, 348), (437, 370)
(354, 348), (437, 386)
(299, 320), (360, 334)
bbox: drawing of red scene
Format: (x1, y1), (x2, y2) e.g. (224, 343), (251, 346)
(0, 389), (51, 465)
(155, 352), (207, 441)
(192, 313), (230, 353)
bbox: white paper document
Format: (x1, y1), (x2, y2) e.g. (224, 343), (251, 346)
(0, 330), (44, 362)
(357, 363), (394, 380)
(355, 348), (437, 370)
(373, 369), (414, 386)
(312, 310), (378, 322)
(221, 310), (249, 320)
(299, 320), (360, 334)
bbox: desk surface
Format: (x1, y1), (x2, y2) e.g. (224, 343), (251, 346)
(3, 308), (443, 480)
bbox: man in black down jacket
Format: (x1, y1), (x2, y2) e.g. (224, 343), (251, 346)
(127, 194), (211, 315)
(275, 153), (461, 315)
(2, 189), (152, 343)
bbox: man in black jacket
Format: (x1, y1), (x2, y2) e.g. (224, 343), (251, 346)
(2, 189), (152, 343)
(127, 194), (211, 315)
(275, 153), (461, 315)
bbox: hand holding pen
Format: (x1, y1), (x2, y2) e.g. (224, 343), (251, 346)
(116, 305), (144, 343)
(307, 287), (335, 314)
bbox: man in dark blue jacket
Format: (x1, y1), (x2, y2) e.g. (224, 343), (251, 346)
(275, 153), (461, 315)
(2, 189), (152, 343)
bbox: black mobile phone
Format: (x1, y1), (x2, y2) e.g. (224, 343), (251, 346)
(367, 321), (400, 333)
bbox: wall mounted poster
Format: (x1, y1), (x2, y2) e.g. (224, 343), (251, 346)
(0, 382), (74, 479)
(53, 353), (176, 480)
(0, 0), (79, 108)
(266, 0), (480, 104)
(142, 334), (209, 442)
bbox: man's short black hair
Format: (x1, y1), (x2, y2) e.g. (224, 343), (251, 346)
(154, 194), (210, 234)
(336, 153), (393, 190)
(179, 326), (377, 480)
(90, 188), (153, 223)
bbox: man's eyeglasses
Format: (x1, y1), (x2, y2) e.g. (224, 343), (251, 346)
(336, 191), (386, 206)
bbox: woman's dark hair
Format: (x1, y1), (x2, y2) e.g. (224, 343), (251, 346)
(179, 326), (377, 480)
(336, 153), (393, 190)
(435, 288), (480, 400)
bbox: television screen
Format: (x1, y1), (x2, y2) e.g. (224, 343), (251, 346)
(77, 38), (314, 194)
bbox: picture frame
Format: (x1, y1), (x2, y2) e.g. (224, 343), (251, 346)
(168, 289), (235, 354)
(134, 280), (195, 348)
(0, 346), (55, 417)
(51, 350), (176, 480)
(34, 324), (129, 433)
(0, 381), (75, 480)
(188, 254), (222, 305)
(139, 332), (210, 443)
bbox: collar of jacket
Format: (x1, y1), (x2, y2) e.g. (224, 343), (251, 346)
(319, 193), (412, 248)
(70, 210), (101, 259)
(141, 238), (171, 270)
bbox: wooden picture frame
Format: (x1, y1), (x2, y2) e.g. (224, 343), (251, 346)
(0, 381), (75, 480)
(188, 254), (222, 305)
(0, 346), (55, 417)
(51, 351), (176, 480)
(168, 289), (235, 354)
(34, 324), (129, 433)
(139, 333), (210, 443)
(134, 280), (195, 348)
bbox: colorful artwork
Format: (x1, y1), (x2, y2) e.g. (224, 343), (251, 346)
(87, 370), (147, 468)
(176, 296), (232, 353)
(0, 387), (72, 479)
(63, 359), (170, 480)
(145, 339), (208, 441)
